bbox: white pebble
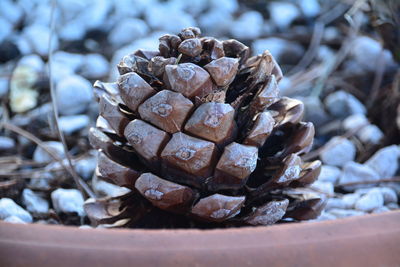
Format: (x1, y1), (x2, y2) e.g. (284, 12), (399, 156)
(0, 198), (32, 223)
(109, 18), (149, 47)
(33, 141), (65, 163)
(320, 137), (356, 167)
(325, 198), (347, 210)
(358, 124), (384, 145)
(252, 37), (304, 60)
(22, 24), (59, 57)
(198, 11), (233, 36)
(342, 114), (368, 132)
(230, 11), (263, 39)
(355, 190), (384, 212)
(56, 75), (93, 115)
(269, 2), (300, 29)
(80, 54), (109, 79)
(0, 18), (12, 43)
(58, 115), (90, 134)
(311, 181), (334, 195)
(324, 90), (366, 117)
(318, 165), (341, 184)
(51, 188), (85, 216)
(0, 136), (15, 151)
(298, 0), (320, 17)
(339, 162), (380, 190)
(351, 36), (395, 71)
(372, 206), (390, 214)
(22, 189), (49, 214)
(74, 156), (97, 180)
(4, 215), (26, 224)
(145, 4), (196, 33)
(92, 176), (130, 197)
(328, 208), (365, 218)
(365, 145), (400, 178)
(341, 193), (360, 209)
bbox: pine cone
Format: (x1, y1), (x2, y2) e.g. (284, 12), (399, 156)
(86, 27), (324, 228)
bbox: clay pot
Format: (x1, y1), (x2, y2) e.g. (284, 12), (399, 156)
(0, 211), (399, 266)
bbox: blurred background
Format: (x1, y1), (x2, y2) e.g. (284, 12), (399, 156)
(0, 0), (399, 226)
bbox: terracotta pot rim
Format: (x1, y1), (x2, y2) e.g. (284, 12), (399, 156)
(1, 211), (399, 267)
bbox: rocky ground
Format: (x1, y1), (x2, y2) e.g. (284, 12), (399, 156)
(0, 0), (399, 227)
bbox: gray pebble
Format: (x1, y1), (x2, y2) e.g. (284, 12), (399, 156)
(51, 188), (85, 216)
(355, 190), (384, 212)
(22, 188), (49, 214)
(320, 137), (356, 167)
(33, 141), (65, 163)
(0, 198), (32, 223)
(365, 145), (400, 178)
